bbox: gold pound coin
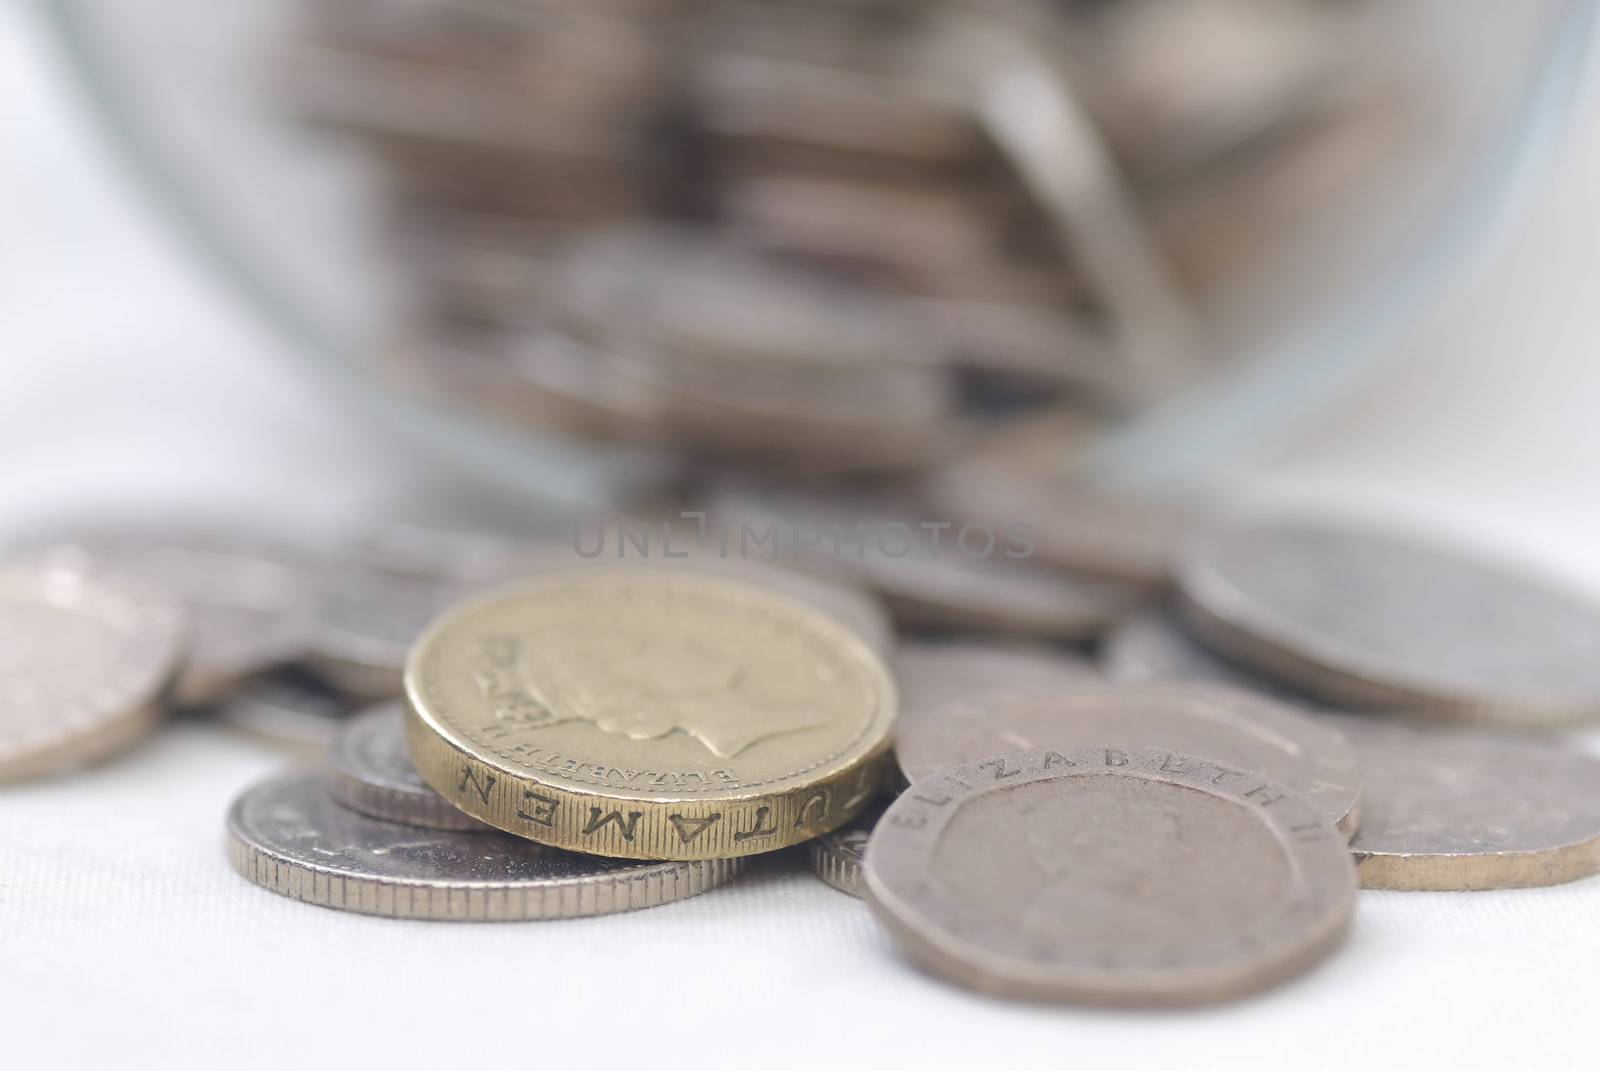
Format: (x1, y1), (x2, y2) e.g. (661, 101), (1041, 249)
(405, 569), (897, 860)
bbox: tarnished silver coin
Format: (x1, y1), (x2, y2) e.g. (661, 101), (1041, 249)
(330, 702), (486, 831)
(309, 534), (594, 698)
(227, 772), (745, 920)
(896, 679), (1361, 836)
(710, 484), (1145, 638)
(864, 746), (1356, 1005)
(1331, 717), (1600, 890)
(694, 51), (982, 166)
(917, 415), (1190, 585)
(807, 799), (885, 898)
(1177, 520), (1600, 727)
(309, 571), (481, 700)
(924, 473), (1186, 586)
(21, 536), (315, 706)
(542, 226), (929, 370)
(0, 562), (186, 781)
(211, 666), (351, 754)
(1102, 606), (1319, 707)
(855, 546), (1146, 639)
(893, 641), (1100, 784)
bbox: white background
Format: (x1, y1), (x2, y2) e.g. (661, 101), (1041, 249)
(4, 5), (1600, 1069)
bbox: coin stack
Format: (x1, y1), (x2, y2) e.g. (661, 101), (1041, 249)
(272, 0), (1401, 472)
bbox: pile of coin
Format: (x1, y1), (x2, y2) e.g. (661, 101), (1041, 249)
(273, 0), (1401, 472)
(3, 0), (1592, 1009)
(6, 506), (1600, 1005)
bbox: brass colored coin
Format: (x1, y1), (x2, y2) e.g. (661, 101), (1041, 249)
(807, 799), (885, 898)
(227, 772), (743, 920)
(1332, 717), (1600, 891)
(864, 746), (1356, 1005)
(405, 569), (897, 859)
(0, 562), (186, 781)
(330, 703), (488, 831)
(897, 679), (1361, 837)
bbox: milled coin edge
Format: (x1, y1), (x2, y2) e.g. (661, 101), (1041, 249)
(225, 773), (747, 920)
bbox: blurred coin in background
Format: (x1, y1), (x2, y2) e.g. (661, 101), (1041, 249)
(211, 664), (352, 755)
(1177, 520), (1600, 728)
(1101, 604), (1324, 708)
(0, 562), (186, 781)
(709, 481), (1150, 637)
(13, 527), (317, 706)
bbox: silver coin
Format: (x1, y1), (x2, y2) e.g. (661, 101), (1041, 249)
(934, 11), (1197, 399)
(897, 678), (1361, 836)
(917, 409), (1187, 565)
(212, 667), (352, 754)
(313, 531), (897, 697)
(1331, 716), (1600, 890)
(892, 641), (1102, 784)
(864, 746), (1356, 1005)
(925, 473), (1186, 586)
(274, 37), (661, 156)
(308, 571), (482, 700)
(329, 702), (487, 831)
(1102, 606), (1321, 707)
(710, 484), (1144, 637)
(227, 772), (745, 920)
(402, 323), (955, 475)
(807, 799), (885, 898)
(723, 171), (1084, 308)
(0, 562), (186, 781)
(1068, 0), (1355, 182)
(694, 52), (982, 166)
(19, 536), (315, 706)
(856, 546), (1147, 639)
(546, 226), (930, 371)
(1177, 520), (1600, 727)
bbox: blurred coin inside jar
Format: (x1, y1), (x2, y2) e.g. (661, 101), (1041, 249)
(48, 0), (1534, 508)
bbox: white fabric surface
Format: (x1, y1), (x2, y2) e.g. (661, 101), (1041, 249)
(5, 7), (1600, 1069)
